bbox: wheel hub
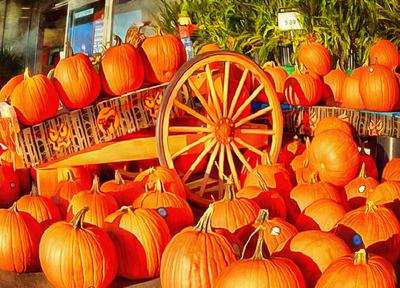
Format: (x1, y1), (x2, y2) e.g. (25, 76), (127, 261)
(215, 118), (234, 143)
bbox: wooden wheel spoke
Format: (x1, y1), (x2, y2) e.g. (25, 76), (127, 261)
(234, 137), (265, 156)
(199, 143), (221, 196)
(232, 83), (264, 122)
(205, 64), (223, 118)
(226, 144), (241, 190)
(230, 141), (252, 172)
(188, 78), (219, 123)
(182, 138), (217, 183)
(223, 62), (230, 117)
(171, 133), (214, 160)
(236, 128), (275, 135)
(169, 126), (213, 133)
(173, 100), (214, 125)
(234, 106), (273, 128)
(228, 68), (249, 118)
(218, 144), (226, 199)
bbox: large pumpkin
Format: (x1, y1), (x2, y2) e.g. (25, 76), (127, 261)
(315, 249), (397, 288)
(298, 39), (332, 76)
(284, 68), (322, 106)
(273, 230), (350, 287)
(0, 203), (42, 272)
(103, 207), (171, 280)
(309, 129), (361, 186)
(39, 207), (117, 288)
(216, 226), (306, 288)
(10, 68), (59, 125)
(367, 181), (400, 219)
(67, 175), (118, 227)
(0, 165), (20, 208)
(313, 116), (353, 137)
(53, 51), (100, 109)
(334, 201), (400, 264)
(140, 32), (186, 84)
(160, 205), (238, 288)
(258, 61), (289, 102)
(0, 74), (23, 102)
(359, 65), (399, 112)
(341, 75), (364, 109)
(382, 158), (400, 182)
(100, 35), (144, 96)
(16, 184), (61, 230)
(323, 62), (347, 102)
(370, 39), (399, 70)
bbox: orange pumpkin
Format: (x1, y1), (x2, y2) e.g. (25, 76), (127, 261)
(39, 207), (117, 288)
(67, 176), (118, 227)
(103, 207), (171, 280)
(370, 39), (399, 70)
(382, 158), (400, 182)
(57, 166), (93, 189)
(258, 61), (289, 102)
(10, 68), (59, 125)
(53, 52), (100, 109)
(367, 181), (400, 219)
(100, 35), (144, 96)
(284, 68), (322, 106)
(359, 65), (399, 112)
(160, 205), (238, 288)
(350, 65), (369, 79)
(334, 201), (400, 264)
(309, 130), (361, 186)
(273, 230), (350, 287)
(0, 74), (23, 102)
(0, 165), (20, 208)
(198, 43), (220, 54)
(341, 75), (364, 109)
(344, 163), (378, 209)
(313, 116), (353, 137)
(323, 62), (347, 102)
(298, 39), (332, 76)
(292, 138), (316, 185)
(315, 249), (397, 288)
(16, 184), (61, 230)
(290, 137), (310, 171)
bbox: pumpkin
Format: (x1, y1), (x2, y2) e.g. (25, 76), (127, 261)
(0, 165), (20, 208)
(359, 65), (399, 112)
(315, 249), (397, 288)
(273, 230), (350, 287)
(298, 39), (332, 76)
(359, 141), (378, 179)
(341, 75), (364, 109)
(309, 129), (361, 186)
(278, 135), (306, 171)
(103, 207), (171, 280)
(216, 226), (306, 288)
(57, 166), (93, 189)
(211, 179), (260, 234)
(133, 180), (194, 236)
(16, 183), (61, 230)
(100, 170), (144, 206)
(10, 68), (59, 125)
(382, 158), (400, 182)
(323, 61), (347, 102)
(198, 43), (220, 54)
(295, 199), (346, 232)
(160, 205), (238, 288)
(140, 32), (186, 84)
(344, 163), (378, 209)
(237, 209), (297, 258)
(39, 207), (117, 288)
(0, 203), (42, 273)
(334, 201), (400, 264)
(67, 175), (118, 227)
(257, 61), (289, 102)
(99, 35), (144, 96)
(293, 138), (316, 185)
(313, 116), (353, 137)
(367, 181), (400, 219)
(135, 166), (187, 199)
(0, 149), (24, 169)
(370, 39), (399, 70)
(290, 137), (310, 171)
(0, 74), (23, 102)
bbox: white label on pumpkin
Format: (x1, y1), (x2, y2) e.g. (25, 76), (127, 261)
(271, 226), (281, 235)
(358, 185), (366, 193)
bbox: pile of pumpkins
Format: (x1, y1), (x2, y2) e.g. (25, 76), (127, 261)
(0, 30), (186, 126)
(1, 116), (400, 287)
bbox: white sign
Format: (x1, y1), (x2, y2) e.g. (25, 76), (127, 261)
(74, 8), (94, 19)
(278, 10), (302, 31)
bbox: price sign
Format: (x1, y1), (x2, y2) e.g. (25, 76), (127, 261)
(278, 8), (302, 31)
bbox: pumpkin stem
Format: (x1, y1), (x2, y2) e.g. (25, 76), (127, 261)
(120, 205), (135, 215)
(222, 176), (236, 201)
(154, 179), (167, 193)
(255, 209), (270, 223)
(113, 35), (123, 47)
(114, 170), (125, 185)
(30, 182), (39, 197)
(156, 26), (164, 36)
(65, 169), (75, 182)
(309, 171), (319, 184)
(353, 249), (368, 265)
(335, 59), (342, 71)
(90, 175), (101, 193)
(262, 61), (276, 69)
(365, 201), (377, 213)
(254, 170), (269, 191)
(241, 225), (266, 260)
(303, 137), (310, 168)
(194, 204), (214, 233)
(9, 202), (18, 212)
(261, 152), (272, 165)
(47, 68), (54, 80)
(358, 162), (367, 179)
(23, 67), (31, 80)
(71, 207), (89, 229)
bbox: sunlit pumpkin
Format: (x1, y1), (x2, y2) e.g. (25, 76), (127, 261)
(382, 158), (400, 182)
(313, 116), (353, 137)
(341, 75), (364, 109)
(359, 141), (378, 179)
(369, 39), (399, 70)
(0, 74), (23, 102)
(323, 61), (347, 102)
(278, 135), (305, 171)
(367, 181), (400, 219)
(298, 39), (332, 76)
(257, 61), (289, 102)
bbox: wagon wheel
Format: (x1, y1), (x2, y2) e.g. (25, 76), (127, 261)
(157, 51), (283, 208)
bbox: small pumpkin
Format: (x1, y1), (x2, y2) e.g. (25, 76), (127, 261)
(298, 38), (332, 76)
(323, 61), (347, 102)
(57, 166), (93, 189)
(103, 206), (171, 280)
(0, 74), (23, 102)
(341, 75), (364, 109)
(382, 158), (400, 182)
(258, 61), (289, 103)
(0, 165), (20, 208)
(39, 207), (117, 288)
(369, 39), (399, 70)
(367, 181), (400, 219)
(313, 116), (353, 137)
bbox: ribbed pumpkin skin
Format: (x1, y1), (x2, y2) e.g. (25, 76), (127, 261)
(341, 76), (364, 109)
(53, 176), (85, 218)
(315, 252), (397, 288)
(313, 116), (353, 137)
(284, 72), (322, 106)
(100, 177), (143, 206)
(140, 34), (186, 84)
(367, 181), (400, 218)
(323, 67), (347, 102)
(10, 71), (59, 125)
(258, 63), (289, 102)
(334, 204), (400, 264)
(53, 53), (100, 109)
(0, 207), (42, 272)
(298, 41), (332, 76)
(0, 165), (20, 208)
(103, 208), (171, 280)
(273, 230), (350, 288)
(370, 39), (399, 70)
(39, 210), (117, 288)
(359, 65), (399, 112)
(0, 74), (23, 102)
(57, 167), (93, 189)
(382, 158), (400, 182)
(100, 41), (144, 96)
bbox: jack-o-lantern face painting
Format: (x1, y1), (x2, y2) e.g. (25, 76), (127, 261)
(144, 90), (163, 118)
(48, 123), (71, 152)
(97, 107), (120, 135)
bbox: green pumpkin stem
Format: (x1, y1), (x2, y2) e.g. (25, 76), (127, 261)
(23, 67), (31, 80)
(71, 207), (89, 229)
(353, 249), (368, 265)
(365, 201), (377, 213)
(254, 171), (269, 192)
(241, 225), (266, 260)
(114, 170), (125, 185)
(358, 162), (367, 179)
(194, 204), (214, 233)
(255, 209), (270, 223)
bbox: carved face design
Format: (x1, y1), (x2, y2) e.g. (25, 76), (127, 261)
(144, 91), (163, 119)
(48, 123), (71, 152)
(97, 107), (120, 135)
